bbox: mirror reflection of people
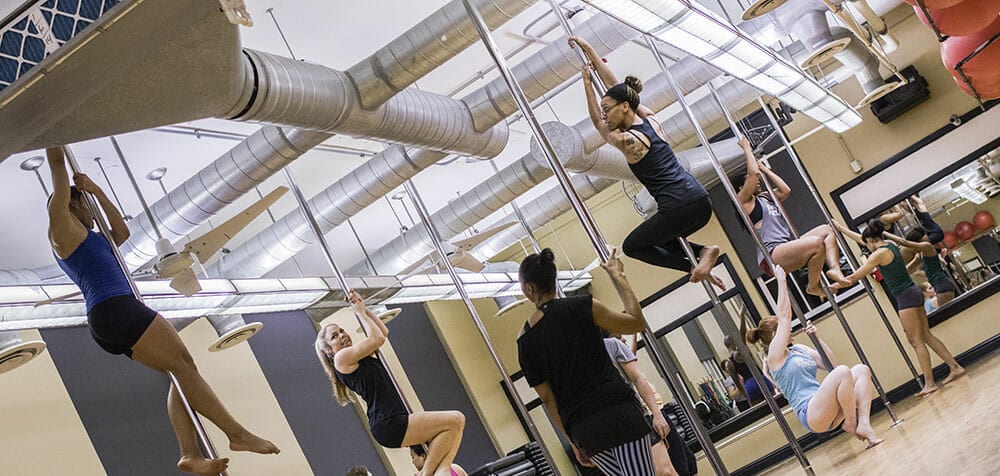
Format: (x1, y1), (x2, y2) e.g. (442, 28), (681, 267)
(572, 36), (724, 290)
(722, 335), (771, 411)
(316, 291), (466, 476)
(837, 220), (966, 395)
(887, 229), (959, 307)
(920, 282), (939, 314)
(747, 266), (884, 448)
(46, 147), (279, 476)
(731, 137), (850, 296)
(410, 445), (466, 476)
(605, 333), (701, 476)
(517, 248), (655, 474)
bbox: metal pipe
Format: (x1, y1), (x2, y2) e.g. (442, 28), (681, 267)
(62, 146), (224, 475)
(546, 0), (606, 94)
(281, 167), (415, 416)
(92, 157), (128, 218)
(464, 1), (728, 473)
(757, 98), (922, 385)
(111, 136), (162, 241)
(404, 179), (555, 470)
(709, 86), (902, 425)
(646, 36), (814, 476)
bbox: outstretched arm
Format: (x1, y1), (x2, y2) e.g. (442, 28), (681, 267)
(334, 291), (387, 370)
(843, 248), (890, 284)
(833, 220), (864, 245)
(569, 36), (617, 88)
(800, 321), (836, 371)
(759, 161), (791, 202)
(736, 137), (760, 208)
(883, 231), (936, 256)
(582, 64), (613, 144)
(73, 174), (130, 246)
(593, 250), (647, 334)
(766, 266), (793, 369)
(46, 147), (87, 254)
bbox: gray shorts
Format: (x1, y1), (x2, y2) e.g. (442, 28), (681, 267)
(894, 285), (924, 311)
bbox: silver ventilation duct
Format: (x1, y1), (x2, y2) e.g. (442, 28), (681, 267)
(2, 0), (539, 278)
(0, 0), (535, 158)
(352, 62), (760, 277)
(211, 14), (638, 279)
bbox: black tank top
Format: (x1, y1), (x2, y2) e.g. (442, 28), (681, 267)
(335, 356), (408, 424)
(627, 117), (708, 209)
(730, 354), (755, 381)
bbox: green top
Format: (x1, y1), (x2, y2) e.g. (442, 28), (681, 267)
(922, 253), (950, 285)
(879, 243), (916, 296)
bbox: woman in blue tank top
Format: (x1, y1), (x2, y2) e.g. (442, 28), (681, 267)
(730, 139), (851, 296)
(315, 291), (466, 475)
(747, 265), (883, 447)
(572, 37), (724, 290)
(45, 147), (279, 475)
(837, 219), (965, 396)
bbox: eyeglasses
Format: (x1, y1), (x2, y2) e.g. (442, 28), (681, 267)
(601, 101), (624, 118)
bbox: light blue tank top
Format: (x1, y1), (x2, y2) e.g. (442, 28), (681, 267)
(770, 345), (821, 412)
(55, 230), (134, 312)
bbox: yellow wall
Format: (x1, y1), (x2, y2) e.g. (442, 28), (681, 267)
(0, 329), (105, 475)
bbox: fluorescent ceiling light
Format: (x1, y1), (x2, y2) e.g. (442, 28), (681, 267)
(951, 178), (988, 204)
(584, 0), (862, 133)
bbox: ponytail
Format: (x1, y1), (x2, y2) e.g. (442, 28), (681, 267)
(315, 325), (353, 407)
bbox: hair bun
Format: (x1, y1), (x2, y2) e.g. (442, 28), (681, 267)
(745, 329), (759, 345)
(539, 248), (556, 264)
(624, 75), (643, 94)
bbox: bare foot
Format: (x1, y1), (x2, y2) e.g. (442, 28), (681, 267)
(806, 284), (828, 299)
(941, 366), (966, 384)
(178, 455), (230, 476)
(691, 246), (720, 282)
(854, 424), (882, 446)
(865, 437), (885, 449)
(916, 385), (938, 397)
(826, 269), (851, 287)
(230, 432), (280, 455)
(841, 419), (857, 435)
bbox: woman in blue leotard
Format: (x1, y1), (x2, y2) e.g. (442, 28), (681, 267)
(747, 265), (883, 447)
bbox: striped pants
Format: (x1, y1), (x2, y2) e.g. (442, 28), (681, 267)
(589, 434), (655, 476)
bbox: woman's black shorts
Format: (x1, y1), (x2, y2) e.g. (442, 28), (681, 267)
(87, 295), (158, 358)
(370, 414), (409, 448)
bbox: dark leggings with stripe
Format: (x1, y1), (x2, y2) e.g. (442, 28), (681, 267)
(589, 434), (656, 476)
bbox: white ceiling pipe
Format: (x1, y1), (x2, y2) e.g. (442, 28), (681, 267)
(352, 72), (758, 277)
(1, 0), (535, 158)
(211, 13), (639, 279)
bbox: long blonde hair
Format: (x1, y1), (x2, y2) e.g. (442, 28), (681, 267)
(315, 324), (353, 407)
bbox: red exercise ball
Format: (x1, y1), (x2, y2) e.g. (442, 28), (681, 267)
(943, 17), (1000, 100)
(904, 0), (967, 9)
(915, 0), (1000, 36)
(944, 231), (959, 248)
(956, 220), (976, 240)
(974, 210), (996, 231)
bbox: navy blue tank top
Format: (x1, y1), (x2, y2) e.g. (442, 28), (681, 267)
(335, 356), (408, 425)
(55, 230), (134, 313)
(627, 117), (708, 209)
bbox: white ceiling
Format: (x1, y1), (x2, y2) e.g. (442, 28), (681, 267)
(0, 0), (906, 277)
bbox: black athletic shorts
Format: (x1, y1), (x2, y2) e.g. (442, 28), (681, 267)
(894, 285), (924, 311)
(932, 278), (957, 295)
(87, 295), (158, 358)
(370, 413), (409, 448)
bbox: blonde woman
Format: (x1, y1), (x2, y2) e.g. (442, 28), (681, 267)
(316, 291), (465, 476)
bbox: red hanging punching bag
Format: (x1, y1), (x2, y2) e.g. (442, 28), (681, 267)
(942, 17), (1000, 99)
(915, 0), (1000, 36)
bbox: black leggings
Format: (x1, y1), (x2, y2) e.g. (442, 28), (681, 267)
(622, 195), (713, 272)
(916, 211), (944, 245)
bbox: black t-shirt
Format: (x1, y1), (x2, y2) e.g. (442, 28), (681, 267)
(517, 295), (649, 453)
(335, 356), (408, 425)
